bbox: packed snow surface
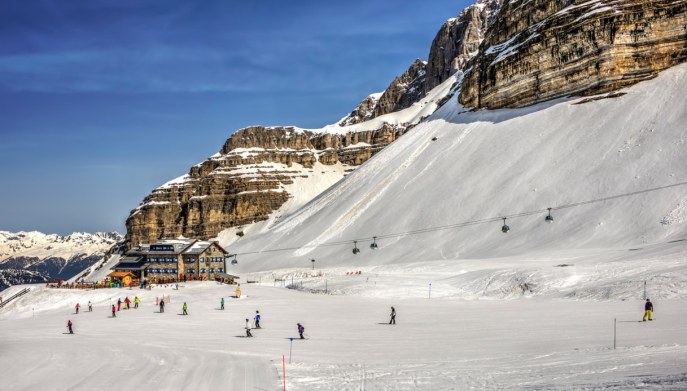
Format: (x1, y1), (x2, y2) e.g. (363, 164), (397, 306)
(1, 248), (686, 391)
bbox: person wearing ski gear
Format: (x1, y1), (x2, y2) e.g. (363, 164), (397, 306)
(67, 320), (73, 334)
(159, 299), (165, 313)
(117, 298), (121, 311)
(297, 323), (305, 339)
(134, 296), (140, 309)
(182, 302), (188, 315)
(389, 306), (396, 325)
(643, 299), (653, 321)
(124, 297), (131, 310)
(220, 298), (224, 310)
(254, 310), (261, 328)
(245, 318), (253, 337)
(87, 301), (92, 312)
(75, 303), (80, 314)
(111, 304), (116, 317)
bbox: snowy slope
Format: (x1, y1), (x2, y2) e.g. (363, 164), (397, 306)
(1, 278), (685, 390)
(226, 63), (687, 272)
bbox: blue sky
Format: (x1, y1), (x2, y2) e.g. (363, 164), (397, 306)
(0, 0), (470, 235)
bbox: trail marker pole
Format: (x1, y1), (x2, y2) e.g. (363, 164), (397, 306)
(289, 338), (294, 363)
(325, 279), (328, 294)
(429, 283), (432, 299)
(282, 355), (286, 391)
(613, 318), (616, 349)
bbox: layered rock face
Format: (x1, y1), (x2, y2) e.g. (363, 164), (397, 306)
(460, 0), (687, 109)
(126, 124), (410, 245)
(424, 0), (502, 93)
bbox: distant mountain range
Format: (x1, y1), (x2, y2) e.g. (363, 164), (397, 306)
(0, 231), (122, 291)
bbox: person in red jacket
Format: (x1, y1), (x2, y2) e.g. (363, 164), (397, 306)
(67, 320), (73, 334)
(75, 303), (80, 314)
(111, 304), (116, 317)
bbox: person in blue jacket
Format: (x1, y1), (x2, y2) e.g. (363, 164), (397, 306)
(254, 310), (261, 328)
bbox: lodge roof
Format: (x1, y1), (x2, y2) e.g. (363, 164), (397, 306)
(107, 271), (137, 278)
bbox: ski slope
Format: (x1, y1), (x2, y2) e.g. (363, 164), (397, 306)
(1, 273), (686, 390)
(225, 63), (687, 273)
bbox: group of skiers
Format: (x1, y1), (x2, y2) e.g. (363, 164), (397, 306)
(242, 309), (305, 339)
(65, 294), (654, 336)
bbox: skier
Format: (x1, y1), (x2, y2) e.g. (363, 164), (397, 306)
(67, 320), (73, 334)
(254, 310), (261, 328)
(220, 297), (225, 310)
(245, 318), (253, 337)
(117, 298), (121, 311)
(159, 299), (165, 313)
(87, 301), (92, 312)
(643, 298), (654, 321)
(182, 302), (188, 315)
(75, 303), (80, 314)
(111, 304), (116, 317)
(297, 323), (305, 339)
(389, 306), (396, 325)
(134, 296), (140, 309)
(124, 297), (131, 310)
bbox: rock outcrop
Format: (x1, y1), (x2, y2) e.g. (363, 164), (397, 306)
(425, 0), (502, 93)
(340, 59), (428, 126)
(372, 59), (428, 118)
(459, 0), (687, 109)
(125, 124), (411, 245)
(338, 93), (381, 126)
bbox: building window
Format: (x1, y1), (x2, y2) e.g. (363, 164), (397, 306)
(200, 257), (204, 263)
(218, 268), (223, 273)
(200, 268), (206, 273)
(188, 268), (195, 274)
(209, 268), (215, 273)
(186, 258), (194, 263)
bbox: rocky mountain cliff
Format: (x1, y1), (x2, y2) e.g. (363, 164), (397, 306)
(459, 0), (687, 109)
(126, 0), (686, 248)
(125, 2), (500, 247)
(126, 123), (411, 245)
(0, 231), (122, 290)
(425, 0), (502, 93)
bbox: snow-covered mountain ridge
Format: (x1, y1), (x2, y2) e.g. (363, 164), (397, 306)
(0, 231), (121, 262)
(0, 231), (122, 290)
